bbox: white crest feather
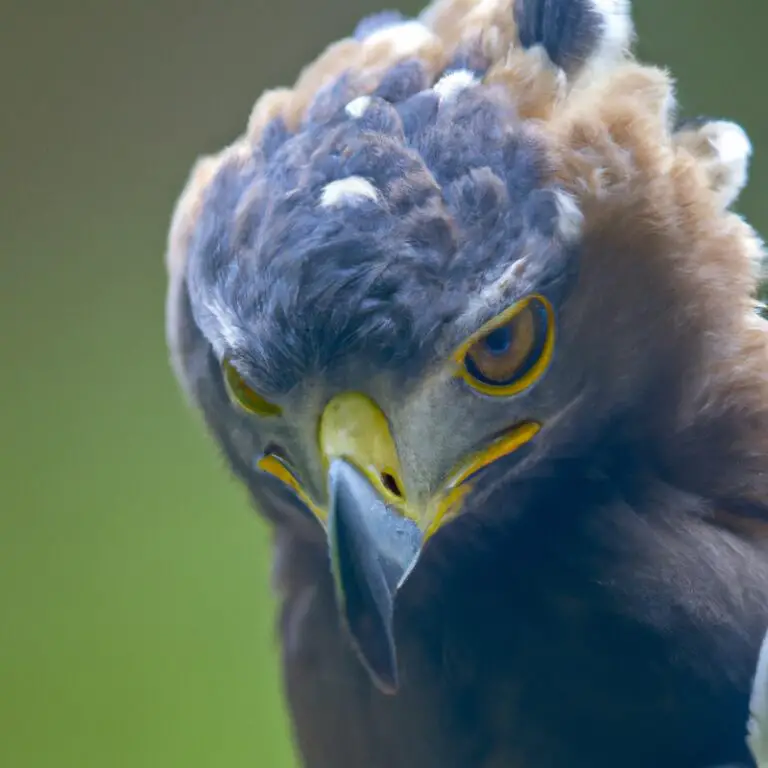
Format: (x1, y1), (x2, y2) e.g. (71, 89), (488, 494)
(433, 69), (479, 102)
(345, 96), (372, 119)
(553, 191), (584, 244)
(320, 177), (379, 208)
(708, 120), (752, 207)
(580, 0), (634, 76)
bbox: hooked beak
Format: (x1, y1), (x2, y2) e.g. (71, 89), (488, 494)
(257, 392), (540, 693)
(327, 458), (421, 692)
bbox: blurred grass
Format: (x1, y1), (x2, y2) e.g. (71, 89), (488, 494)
(0, 171), (295, 765)
(1, 0), (767, 766)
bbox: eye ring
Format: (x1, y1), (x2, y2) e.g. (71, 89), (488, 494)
(221, 357), (282, 417)
(454, 294), (555, 396)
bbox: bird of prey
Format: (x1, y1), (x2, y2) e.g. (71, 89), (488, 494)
(164, 0), (768, 765)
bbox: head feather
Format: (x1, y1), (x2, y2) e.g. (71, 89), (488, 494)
(166, 0), (765, 471)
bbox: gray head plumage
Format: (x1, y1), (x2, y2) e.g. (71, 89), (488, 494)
(183, 43), (580, 398)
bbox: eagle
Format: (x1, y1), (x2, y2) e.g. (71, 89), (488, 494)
(164, 0), (768, 765)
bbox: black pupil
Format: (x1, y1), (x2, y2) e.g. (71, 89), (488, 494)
(483, 325), (512, 356)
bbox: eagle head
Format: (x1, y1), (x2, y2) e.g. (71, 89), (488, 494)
(165, 0), (766, 694)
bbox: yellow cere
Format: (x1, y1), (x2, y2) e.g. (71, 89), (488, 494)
(424, 421), (541, 539)
(318, 392), (412, 513)
(222, 357), (282, 417)
(453, 294), (555, 397)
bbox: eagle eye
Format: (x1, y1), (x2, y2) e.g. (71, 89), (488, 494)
(222, 357), (282, 417)
(459, 295), (555, 395)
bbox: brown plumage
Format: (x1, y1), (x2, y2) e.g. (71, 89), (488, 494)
(165, 0), (768, 765)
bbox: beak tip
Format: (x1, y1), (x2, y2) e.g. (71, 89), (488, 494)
(348, 633), (400, 695)
(373, 673), (400, 697)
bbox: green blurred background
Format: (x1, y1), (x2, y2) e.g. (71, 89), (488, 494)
(1, 1), (766, 766)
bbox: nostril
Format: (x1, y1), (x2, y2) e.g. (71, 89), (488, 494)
(380, 471), (403, 498)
